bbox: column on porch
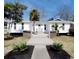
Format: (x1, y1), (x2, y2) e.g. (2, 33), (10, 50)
(30, 21), (33, 37)
(42, 24), (44, 33)
(47, 23), (50, 38)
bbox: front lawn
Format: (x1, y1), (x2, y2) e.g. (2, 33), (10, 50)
(4, 33), (31, 55)
(50, 33), (74, 59)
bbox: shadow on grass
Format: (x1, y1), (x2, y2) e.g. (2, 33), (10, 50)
(4, 46), (34, 59)
(47, 46), (71, 59)
(10, 33), (23, 37)
(4, 36), (14, 40)
(50, 32), (74, 38)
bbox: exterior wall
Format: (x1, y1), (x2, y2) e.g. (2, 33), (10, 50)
(35, 25), (45, 32)
(4, 19), (74, 34)
(10, 23), (30, 33)
(23, 23), (30, 31)
(35, 25), (39, 32)
(57, 23), (70, 33)
(7, 22), (71, 33)
(10, 23), (23, 33)
(49, 23), (70, 33)
(49, 24), (55, 32)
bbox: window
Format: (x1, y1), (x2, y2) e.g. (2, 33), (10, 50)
(44, 24), (46, 30)
(62, 23), (65, 30)
(22, 23), (24, 29)
(14, 23), (16, 29)
(38, 24), (41, 26)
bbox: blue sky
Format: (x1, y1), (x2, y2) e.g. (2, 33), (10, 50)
(4, 0), (74, 21)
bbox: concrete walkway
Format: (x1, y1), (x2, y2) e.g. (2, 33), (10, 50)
(27, 33), (53, 45)
(31, 45), (50, 59)
(27, 32), (53, 59)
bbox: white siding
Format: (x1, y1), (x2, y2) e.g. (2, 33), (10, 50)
(57, 24), (70, 33)
(24, 23), (30, 31)
(10, 23), (23, 33)
(35, 25), (44, 32)
(50, 24), (55, 31)
(8, 22), (71, 33)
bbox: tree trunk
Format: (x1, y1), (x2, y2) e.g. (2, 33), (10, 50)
(33, 21), (35, 34)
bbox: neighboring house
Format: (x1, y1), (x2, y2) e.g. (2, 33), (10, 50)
(48, 18), (74, 35)
(57, 23), (70, 34)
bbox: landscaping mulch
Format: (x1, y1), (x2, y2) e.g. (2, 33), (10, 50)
(4, 46), (34, 59)
(46, 46), (71, 59)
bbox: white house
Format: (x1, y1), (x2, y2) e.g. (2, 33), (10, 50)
(4, 18), (15, 34)
(4, 18), (74, 35)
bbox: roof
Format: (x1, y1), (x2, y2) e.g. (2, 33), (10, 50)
(22, 20), (74, 24)
(48, 21), (74, 24)
(4, 19), (74, 24)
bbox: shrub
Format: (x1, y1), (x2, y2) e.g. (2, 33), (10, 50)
(69, 24), (74, 36)
(51, 43), (63, 51)
(69, 28), (74, 36)
(55, 23), (58, 30)
(13, 43), (28, 52)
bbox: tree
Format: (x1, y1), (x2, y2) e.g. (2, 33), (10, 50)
(48, 17), (54, 21)
(4, 3), (13, 19)
(29, 9), (40, 33)
(55, 23), (58, 30)
(12, 2), (27, 22)
(69, 14), (74, 21)
(57, 5), (70, 21)
(4, 2), (27, 22)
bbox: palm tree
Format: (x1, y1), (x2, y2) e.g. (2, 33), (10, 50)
(30, 9), (40, 33)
